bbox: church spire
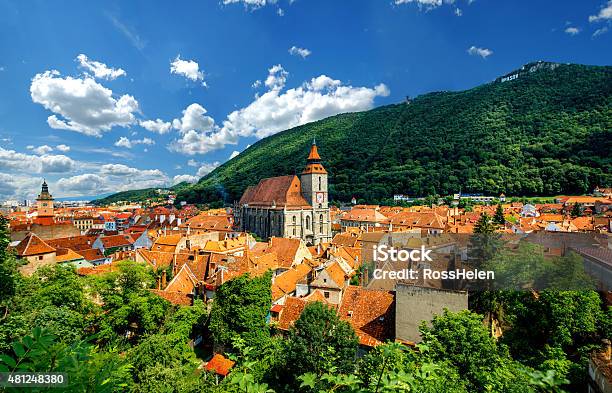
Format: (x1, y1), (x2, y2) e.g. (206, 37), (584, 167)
(302, 140), (326, 174)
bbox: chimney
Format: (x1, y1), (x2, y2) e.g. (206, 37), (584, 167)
(161, 270), (167, 288)
(603, 339), (611, 362)
(156, 277), (161, 290)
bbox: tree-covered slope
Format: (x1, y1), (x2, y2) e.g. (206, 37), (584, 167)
(179, 63), (611, 204)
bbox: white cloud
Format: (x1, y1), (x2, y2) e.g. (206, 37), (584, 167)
(100, 163), (163, 177)
(170, 55), (206, 86)
(0, 147), (76, 174)
(55, 144), (71, 152)
(172, 174), (199, 185)
(114, 136), (155, 149)
(27, 145), (54, 155)
(564, 27), (580, 35)
(140, 118), (172, 134)
(265, 64), (288, 90)
(252, 80), (262, 89)
(593, 26), (609, 37)
(0, 173), (43, 200)
(187, 159), (199, 167)
(196, 162), (220, 177)
(589, 1), (612, 22)
(30, 70), (139, 137)
(76, 54), (126, 80)
(455, 7), (462, 16)
(56, 173), (107, 195)
(394, 0), (465, 9)
(172, 103), (216, 134)
(289, 46), (312, 59)
(467, 46), (493, 58)
(229, 150), (240, 159)
(168, 65), (389, 155)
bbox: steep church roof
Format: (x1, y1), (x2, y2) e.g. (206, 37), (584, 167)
(238, 175), (311, 209)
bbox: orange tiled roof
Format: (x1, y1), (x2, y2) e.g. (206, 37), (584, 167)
(79, 248), (105, 262)
(338, 286), (395, 347)
(14, 233), (56, 256)
(271, 263), (311, 301)
(205, 354), (235, 376)
(150, 289), (192, 306)
(55, 249), (84, 263)
(267, 237), (304, 268)
(100, 234), (134, 248)
(238, 175), (311, 209)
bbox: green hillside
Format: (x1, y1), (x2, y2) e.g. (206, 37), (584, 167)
(101, 62), (612, 206)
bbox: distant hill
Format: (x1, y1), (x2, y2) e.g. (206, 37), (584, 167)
(102, 62), (612, 205)
(91, 183), (190, 206)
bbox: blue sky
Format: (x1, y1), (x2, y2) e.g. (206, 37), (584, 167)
(0, 0), (611, 200)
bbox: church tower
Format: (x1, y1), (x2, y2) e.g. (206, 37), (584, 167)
(300, 140), (331, 245)
(36, 180), (54, 217)
(300, 140), (328, 209)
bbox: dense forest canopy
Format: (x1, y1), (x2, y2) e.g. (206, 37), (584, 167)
(97, 62), (612, 206)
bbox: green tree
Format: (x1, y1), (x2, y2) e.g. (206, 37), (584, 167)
(209, 272), (273, 351)
(0, 215), (17, 306)
(284, 301), (358, 388)
(570, 203), (581, 218)
(420, 310), (543, 392)
(494, 204), (505, 225)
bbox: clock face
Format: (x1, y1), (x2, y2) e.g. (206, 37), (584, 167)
(316, 193), (324, 203)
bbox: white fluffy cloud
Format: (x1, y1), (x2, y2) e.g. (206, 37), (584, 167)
(170, 55), (206, 86)
(56, 174), (107, 194)
(265, 64), (289, 90)
(172, 103), (215, 134)
(564, 27), (580, 35)
(140, 118), (172, 134)
(76, 54), (126, 80)
(30, 70), (139, 137)
(27, 145), (54, 155)
(172, 174), (199, 185)
(289, 46), (312, 59)
(229, 150), (240, 159)
(55, 144), (71, 152)
(196, 162), (220, 177)
(467, 46), (493, 58)
(168, 65), (389, 155)
(0, 173), (44, 200)
(0, 147), (76, 174)
(114, 136), (155, 149)
(589, 1), (612, 22)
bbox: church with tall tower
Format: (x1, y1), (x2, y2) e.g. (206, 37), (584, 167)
(36, 180), (54, 217)
(236, 141), (332, 245)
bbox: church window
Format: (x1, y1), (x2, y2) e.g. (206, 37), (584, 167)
(318, 176), (321, 191)
(306, 216), (310, 230)
(319, 214), (324, 234)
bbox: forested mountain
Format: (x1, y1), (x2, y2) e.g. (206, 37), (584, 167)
(106, 62), (612, 205)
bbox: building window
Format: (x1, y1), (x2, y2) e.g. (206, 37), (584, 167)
(293, 228), (296, 236)
(292, 216), (296, 225)
(318, 176), (321, 191)
(324, 291), (330, 298)
(306, 216), (310, 230)
(319, 214), (324, 234)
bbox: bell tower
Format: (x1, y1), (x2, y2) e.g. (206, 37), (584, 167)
(36, 180), (54, 217)
(300, 140), (328, 209)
